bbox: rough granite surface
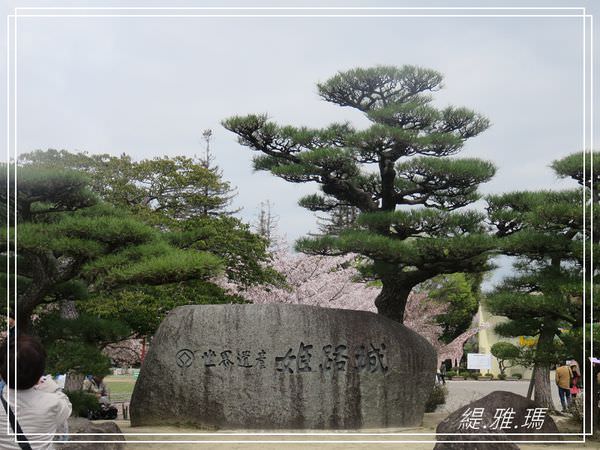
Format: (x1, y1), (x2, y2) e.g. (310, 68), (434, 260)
(130, 304), (436, 429)
(434, 391), (560, 450)
(57, 418), (125, 450)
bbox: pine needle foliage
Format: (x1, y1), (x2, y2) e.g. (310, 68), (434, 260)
(485, 151), (598, 409)
(224, 65), (495, 322)
(0, 165), (223, 330)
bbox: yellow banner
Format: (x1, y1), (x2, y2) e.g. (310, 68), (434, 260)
(519, 336), (538, 347)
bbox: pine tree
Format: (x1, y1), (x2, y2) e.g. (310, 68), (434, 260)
(490, 342), (521, 378)
(19, 149), (276, 288)
(223, 65), (496, 323)
(0, 165), (223, 331)
(485, 151), (598, 410)
(0, 164), (225, 382)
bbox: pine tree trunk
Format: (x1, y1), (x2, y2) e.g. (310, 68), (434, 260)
(532, 325), (557, 411)
(374, 278), (412, 324)
(64, 372), (85, 392)
(533, 364), (555, 411)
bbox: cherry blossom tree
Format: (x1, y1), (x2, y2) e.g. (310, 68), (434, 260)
(223, 244), (377, 310)
(103, 339), (144, 368)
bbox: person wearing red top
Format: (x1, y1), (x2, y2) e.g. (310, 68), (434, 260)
(569, 360), (581, 398)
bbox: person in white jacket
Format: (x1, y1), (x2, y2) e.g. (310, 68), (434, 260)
(0, 335), (72, 450)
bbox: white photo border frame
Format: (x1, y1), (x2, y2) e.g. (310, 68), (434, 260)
(4, 4), (594, 446)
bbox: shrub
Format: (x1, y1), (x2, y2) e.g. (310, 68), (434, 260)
(65, 390), (100, 417)
(512, 373), (523, 379)
(491, 342), (521, 377)
(467, 372), (479, 380)
(446, 370), (457, 378)
(497, 373), (507, 380)
(425, 384), (448, 412)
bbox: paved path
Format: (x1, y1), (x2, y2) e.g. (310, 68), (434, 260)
(116, 421), (592, 450)
(111, 380), (587, 449)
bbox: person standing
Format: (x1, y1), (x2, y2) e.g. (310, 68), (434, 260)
(569, 360), (581, 398)
(555, 361), (574, 412)
(439, 363), (447, 385)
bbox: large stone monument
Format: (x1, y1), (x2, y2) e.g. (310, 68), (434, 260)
(130, 304), (436, 429)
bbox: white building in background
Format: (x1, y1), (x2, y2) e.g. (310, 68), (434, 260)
(477, 304), (534, 380)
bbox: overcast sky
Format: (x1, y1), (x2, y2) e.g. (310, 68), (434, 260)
(2, 0), (598, 288)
